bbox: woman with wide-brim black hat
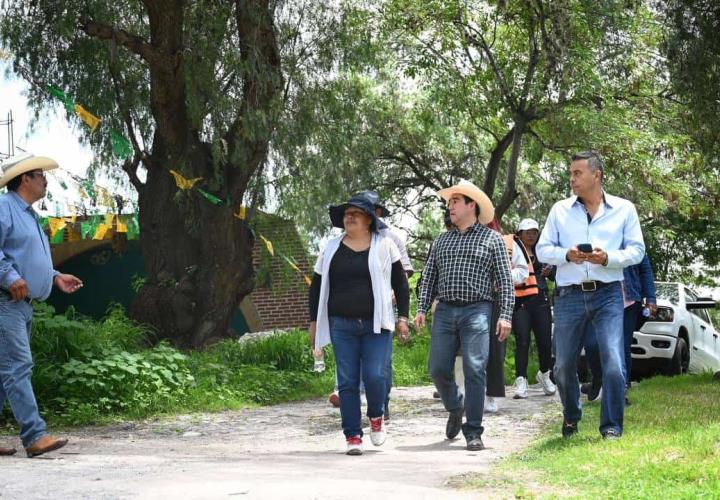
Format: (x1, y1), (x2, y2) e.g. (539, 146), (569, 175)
(308, 194), (410, 455)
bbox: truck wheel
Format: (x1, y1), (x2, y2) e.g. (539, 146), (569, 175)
(664, 338), (689, 376)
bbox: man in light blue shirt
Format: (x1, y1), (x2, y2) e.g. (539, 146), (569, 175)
(537, 150), (644, 440)
(0, 155), (83, 458)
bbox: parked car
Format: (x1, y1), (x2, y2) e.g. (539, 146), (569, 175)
(631, 282), (719, 375)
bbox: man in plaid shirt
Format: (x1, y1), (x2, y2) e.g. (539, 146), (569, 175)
(415, 181), (514, 451)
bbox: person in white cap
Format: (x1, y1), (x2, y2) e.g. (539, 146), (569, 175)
(0, 154), (83, 458)
(508, 218), (556, 399)
(415, 181), (514, 451)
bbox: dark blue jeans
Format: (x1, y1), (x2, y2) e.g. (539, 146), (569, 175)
(384, 330), (393, 410)
(586, 301), (641, 389)
(554, 282), (625, 436)
(330, 316), (390, 438)
(428, 301), (492, 441)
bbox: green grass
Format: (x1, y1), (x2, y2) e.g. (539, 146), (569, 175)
(469, 373), (720, 499)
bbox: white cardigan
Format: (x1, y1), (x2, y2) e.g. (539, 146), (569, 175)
(313, 232), (400, 350)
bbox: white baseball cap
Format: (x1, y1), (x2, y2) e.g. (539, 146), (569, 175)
(517, 218), (539, 231)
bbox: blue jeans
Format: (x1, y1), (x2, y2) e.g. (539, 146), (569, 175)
(330, 316), (390, 438)
(586, 301), (640, 389)
(335, 329), (391, 405)
(0, 295), (47, 447)
(554, 282), (625, 435)
(428, 301), (492, 441)
(384, 329), (393, 410)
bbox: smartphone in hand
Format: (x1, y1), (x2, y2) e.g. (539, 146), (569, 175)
(577, 243), (593, 253)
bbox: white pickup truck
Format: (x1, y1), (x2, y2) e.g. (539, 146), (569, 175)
(631, 282), (719, 375)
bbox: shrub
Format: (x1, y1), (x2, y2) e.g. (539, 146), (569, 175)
(55, 342), (194, 420)
(204, 329), (321, 372)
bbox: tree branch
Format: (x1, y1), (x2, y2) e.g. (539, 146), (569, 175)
(78, 17), (157, 63)
(483, 127), (515, 197)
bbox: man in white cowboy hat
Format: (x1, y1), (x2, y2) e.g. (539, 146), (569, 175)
(415, 180), (514, 451)
(536, 150), (644, 440)
(0, 154), (84, 458)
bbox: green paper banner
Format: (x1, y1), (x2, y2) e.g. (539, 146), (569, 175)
(51, 228), (65, 244)
(126, 216), (140, 240)
(80, 221), (94, 240)
(111, 130), (133, 159)
(83, 181), (97, 202)
(197, 188), (224, 206)
(46, 84), (75, 113)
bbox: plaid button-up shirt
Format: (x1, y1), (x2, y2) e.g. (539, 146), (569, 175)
(417, 223), (515, 322)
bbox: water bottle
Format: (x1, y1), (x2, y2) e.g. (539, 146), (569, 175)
(313, 349), (325, 373)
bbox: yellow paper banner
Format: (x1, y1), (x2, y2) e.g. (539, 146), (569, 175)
(259, 234), (274, 256)
(116, 220), (128, 233)
(97, 186), (114, 208)
(233, 205), (247, 220)
(105, 213), (114, 227)
(48, 218), (67, 237)
(75, 104), (101, 132)
(93, 223), (109, 240)
(169, 170), (202, 190)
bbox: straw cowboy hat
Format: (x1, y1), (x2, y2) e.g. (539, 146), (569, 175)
(437, 180), (495, 225)
(0, 154), (58, 188)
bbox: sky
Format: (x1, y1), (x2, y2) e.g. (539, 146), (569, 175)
(1, 60), (102, 215)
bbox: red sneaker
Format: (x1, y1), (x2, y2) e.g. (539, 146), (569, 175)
(369, 416), (386, 446)
(346, 435), (363, 455)
(329, 391), (340, 408)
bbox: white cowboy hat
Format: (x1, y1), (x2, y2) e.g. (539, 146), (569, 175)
(437, 180), (495, 225)
(0, 154), (58, 188)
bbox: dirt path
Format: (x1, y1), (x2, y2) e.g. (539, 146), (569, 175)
(0, 385), (558, 499)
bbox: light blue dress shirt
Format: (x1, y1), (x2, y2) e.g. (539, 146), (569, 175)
(536, 192), (645, 287)
(0, 192), (57, 300)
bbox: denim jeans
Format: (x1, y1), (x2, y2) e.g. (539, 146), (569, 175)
(554, 282), (625, 435)
(586, 301), (640, 389)
(428, 301), (492, 441)
(329, 316), (390, 438)
(0, 295), (47, 447)
(384, 329), (393, 410)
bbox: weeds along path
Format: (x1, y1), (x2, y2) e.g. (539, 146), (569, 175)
(0, 385), (558, 499)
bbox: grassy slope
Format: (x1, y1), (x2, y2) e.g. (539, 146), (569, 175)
(468, 373), (720, 499)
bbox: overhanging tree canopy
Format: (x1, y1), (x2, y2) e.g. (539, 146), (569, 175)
(2, 0), (283, 347)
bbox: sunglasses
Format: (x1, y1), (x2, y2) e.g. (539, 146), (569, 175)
(26, 170), (47, 179)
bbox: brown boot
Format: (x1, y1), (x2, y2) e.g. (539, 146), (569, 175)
(0, 445), (17, 456)
(25, 435), (68, 458)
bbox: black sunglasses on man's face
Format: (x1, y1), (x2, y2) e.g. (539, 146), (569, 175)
(26, 170), (46, 179)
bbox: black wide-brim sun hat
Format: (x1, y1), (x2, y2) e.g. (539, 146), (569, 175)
(328, 195), (387, 231)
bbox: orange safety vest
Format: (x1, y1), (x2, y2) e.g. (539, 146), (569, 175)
(502, 234), (539, 298)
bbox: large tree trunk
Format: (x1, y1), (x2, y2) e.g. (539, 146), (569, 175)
(129, 146), (257, 349)
(122, 0), (281, 348)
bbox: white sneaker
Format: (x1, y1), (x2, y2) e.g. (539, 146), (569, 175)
(369, 416), (387, 446)
(346, 435), (363, 455)
(484, 396), (498, 413)
(536, 370), (557, 396)
(513, 376), (528, 399)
